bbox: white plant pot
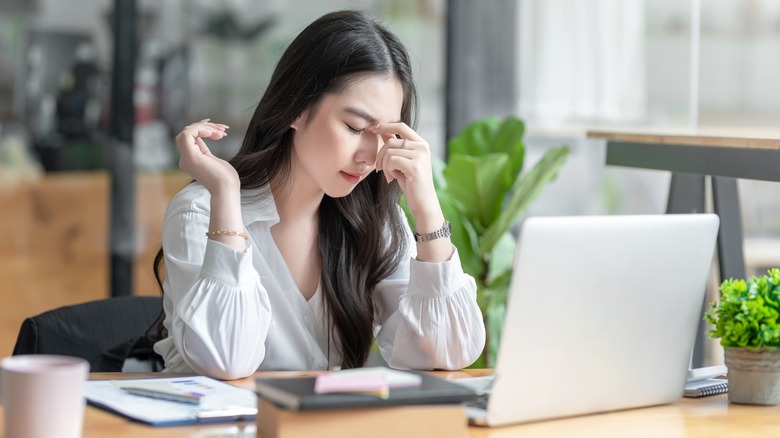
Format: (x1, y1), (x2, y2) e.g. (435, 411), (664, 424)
(724, 347), (780, 405)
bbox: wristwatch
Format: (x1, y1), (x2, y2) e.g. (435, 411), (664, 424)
(413, 220), (452, 242)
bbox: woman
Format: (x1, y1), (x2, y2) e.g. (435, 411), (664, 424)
(153, 9), (485, 380)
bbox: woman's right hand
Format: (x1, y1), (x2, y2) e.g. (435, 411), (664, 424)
(176, 119), (237, 193)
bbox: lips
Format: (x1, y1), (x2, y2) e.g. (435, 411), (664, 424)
(340, 171), (363, 184)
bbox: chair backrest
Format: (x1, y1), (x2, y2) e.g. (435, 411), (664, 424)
(12, 296), (164, 372)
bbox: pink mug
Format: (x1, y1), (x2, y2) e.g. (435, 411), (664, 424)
(0, 355), (89, 438)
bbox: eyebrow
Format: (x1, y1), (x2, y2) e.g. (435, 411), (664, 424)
(344, 107), (378, 125)
(344, 107), (402, 125)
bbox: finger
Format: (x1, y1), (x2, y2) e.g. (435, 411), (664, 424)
(188, 120), (228, 132)
(201, 121), (229, 131)
(192, 124), (228, 134)
(372, 123), (422, 172)
(381, 147), (416, 178)
(195, 137), (211, 155)
(370, 122), (423, 143)
(184, 127), (227, 141)
(376, 136), (411, 170)
(376, 136), (408, 171)
(384, 158), (407, 184)
(177, 129), (223, 158)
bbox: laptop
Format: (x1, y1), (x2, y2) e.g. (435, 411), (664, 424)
(464, 214), (720, 427)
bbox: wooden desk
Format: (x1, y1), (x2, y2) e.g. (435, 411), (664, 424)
(1, 370), (779, 437)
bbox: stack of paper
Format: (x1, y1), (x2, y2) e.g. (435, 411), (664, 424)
(84, 376), (257, 426)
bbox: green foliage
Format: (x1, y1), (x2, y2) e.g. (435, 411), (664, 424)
(705, 268), (780, 348)
(403, 116), (570, 366)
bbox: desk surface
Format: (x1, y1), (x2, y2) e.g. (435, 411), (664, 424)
(2, 370), (780, 437)
(587, 129), (780, 149)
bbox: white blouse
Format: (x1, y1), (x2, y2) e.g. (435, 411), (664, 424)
(153, 182), (486, 380)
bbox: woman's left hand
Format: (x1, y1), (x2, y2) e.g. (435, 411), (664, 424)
(372, 123), (452, 262)
(371, 123), (440, 219)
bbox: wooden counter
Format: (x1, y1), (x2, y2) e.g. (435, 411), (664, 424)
(0, 170), (191, 356)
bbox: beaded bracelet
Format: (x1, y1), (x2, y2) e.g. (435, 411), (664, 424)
(413, 220), (452, 242)
(206, 230), (249, 241)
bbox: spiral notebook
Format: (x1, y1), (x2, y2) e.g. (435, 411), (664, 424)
(684, 378), (729, 398)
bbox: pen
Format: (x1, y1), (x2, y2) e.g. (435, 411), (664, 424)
(122, 387), (202, 405)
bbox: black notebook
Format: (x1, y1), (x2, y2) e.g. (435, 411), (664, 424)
(255, 370), (479, 411)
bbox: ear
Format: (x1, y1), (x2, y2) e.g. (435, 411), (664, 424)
(290, 115), (302, 130)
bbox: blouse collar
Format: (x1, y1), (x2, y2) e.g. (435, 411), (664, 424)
(240, 184), (280, 226)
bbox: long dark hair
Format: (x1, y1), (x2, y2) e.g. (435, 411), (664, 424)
(153, 10), (416, 369)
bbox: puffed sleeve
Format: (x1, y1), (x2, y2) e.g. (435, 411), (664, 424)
(161, 200), (271, 380)
(373, 226), (486, 370)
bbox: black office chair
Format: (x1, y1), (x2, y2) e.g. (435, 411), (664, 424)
(12, 296), (165, 372)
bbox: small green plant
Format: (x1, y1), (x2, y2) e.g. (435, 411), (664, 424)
(705, 268), (780, 348)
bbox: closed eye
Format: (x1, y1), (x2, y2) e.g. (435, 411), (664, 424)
(346, 124), (365, 135)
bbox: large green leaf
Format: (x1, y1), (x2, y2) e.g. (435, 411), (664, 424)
(437, 190), (483, 281)
(490, 117), (525, 177)
(449, 117), (501, 157)
(431, 155), (447, 191)
(443, 153), (512, 230)
(486, 232), (515, 287)
(480, 145), (570, 253)
(448, 117), (525, 175)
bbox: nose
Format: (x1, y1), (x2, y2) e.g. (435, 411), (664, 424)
(354, 132), (381, 168)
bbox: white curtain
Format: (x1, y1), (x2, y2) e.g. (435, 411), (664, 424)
(518, 0), (647, 124)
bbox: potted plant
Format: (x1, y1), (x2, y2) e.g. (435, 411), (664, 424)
(404, 115), (570, 367)
(705, 268), (780, 405)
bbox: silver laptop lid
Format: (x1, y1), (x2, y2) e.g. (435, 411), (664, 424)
(486, 214), (719, 427)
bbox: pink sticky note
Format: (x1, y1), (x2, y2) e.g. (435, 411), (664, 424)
(314, 374), (388, 394)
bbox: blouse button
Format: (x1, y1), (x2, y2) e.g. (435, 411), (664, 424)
(304, 316), (311, 324)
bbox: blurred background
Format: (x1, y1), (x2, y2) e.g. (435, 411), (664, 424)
(1, 0), (780, 362)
